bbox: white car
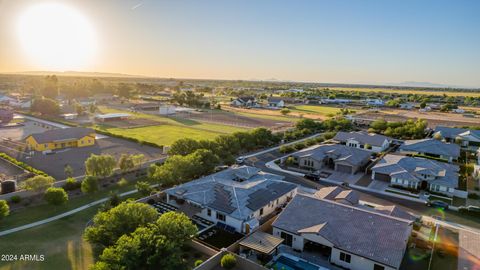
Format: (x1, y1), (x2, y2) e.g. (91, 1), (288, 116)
(236, 156), (246, 164)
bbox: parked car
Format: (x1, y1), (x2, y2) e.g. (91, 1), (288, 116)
(236, 156), (246, 164)
(304, 173), (319, 181)
(426, 200), (449, 210)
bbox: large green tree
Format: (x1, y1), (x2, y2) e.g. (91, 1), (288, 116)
(22, 175), (55, 192)
(91, 212), (197, 270)
(85, 154), (116, 177)
(31, 98), (60, 115)
(84, 201), (158, 251)
(81, 176), (99, 194)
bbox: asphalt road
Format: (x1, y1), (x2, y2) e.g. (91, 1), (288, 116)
(245, 149), (480, 229)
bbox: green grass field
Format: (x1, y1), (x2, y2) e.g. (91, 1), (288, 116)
(331, 87), (480, 97)
(95, 106), (247, 145)
(291, 105), (343, 115)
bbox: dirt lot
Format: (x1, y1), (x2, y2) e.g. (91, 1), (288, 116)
(16, 137), (163, 180)
(173, 109), (293, 129)
(355, 110), (480, 128)
(0, 159), (25, 179)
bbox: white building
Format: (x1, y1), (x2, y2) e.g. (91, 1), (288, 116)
(267, 97), (285, 108)
(159, 105), (176, 115)
(165, 166), (297, 234)
(272, 189), (413, 270)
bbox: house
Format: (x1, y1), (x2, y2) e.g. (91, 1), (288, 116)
(165, 166), (297, 234)
(399, 138), (460, 163)
(399, 103), (414, 110)
(272, 190), (413, 270)
(158, 105), (176, 115)
(267, 97), (285, 108)
(371, 154), (460, 196)
(25, 127), (96, 152)
(95, 113), (131, 122)
(290, 144), (372, 174)
(320, 98), (351, 104)
(231, 96), (257, 107)
(434, 126), (480, 151)
(366, 99), (385, 106)
(333, 131), (391, 153)
(93, 93), (116, 103)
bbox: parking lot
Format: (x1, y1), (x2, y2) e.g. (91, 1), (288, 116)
(0, 121), (50, 141)
(22, 137), (164, 180)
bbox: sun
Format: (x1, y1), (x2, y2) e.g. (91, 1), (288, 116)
(17, 3), (97, 70)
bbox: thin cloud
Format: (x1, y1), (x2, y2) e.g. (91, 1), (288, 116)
(131, 2), (143, 10)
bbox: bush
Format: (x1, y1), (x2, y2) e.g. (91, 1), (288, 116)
(63, 177), (81, 191)
(220, 254), (236, 270)
(136, 181), (152, 196)
(10, 195), (21, 204)
(44, 187), (68, 205)
(194, 260), (204, 267)
(0, 200), (9, 220)
(279, 145), (294, 154)
(468, 193), (480, 200)
(81, 176), (99, 194)
(117, 178), (128, 187)
(22, 176), (55, 192)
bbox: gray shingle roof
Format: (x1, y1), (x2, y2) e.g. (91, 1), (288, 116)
(372, 154), (459, 188)
(400, 139), (460, 158)
(28, 127), (95, 143)
(273, 194), (412, 269)
(434, 126), (480, 140)
(267, 97), (284, 103)
(165, 166), (296, 220)
(333, 131), (390, 147)
(293, 144), (371, 166)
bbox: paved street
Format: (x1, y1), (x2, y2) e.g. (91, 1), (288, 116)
(245, 149), (480, 229)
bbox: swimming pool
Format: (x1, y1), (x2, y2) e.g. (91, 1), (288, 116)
(270, 255), (320, 270)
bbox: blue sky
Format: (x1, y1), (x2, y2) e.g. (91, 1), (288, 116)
(1, 0), (479, 87)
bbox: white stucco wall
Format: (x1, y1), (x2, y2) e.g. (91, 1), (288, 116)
(330, 248), (396, 270)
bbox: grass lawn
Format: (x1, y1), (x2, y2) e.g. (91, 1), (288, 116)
(292, 105), (343, 116)
(232, 110), (297, 123)
(331, 87), (480, 97)
(0, 206), (98, 270)
(0, 181), (139, 231)
(95, 106), (247, 145)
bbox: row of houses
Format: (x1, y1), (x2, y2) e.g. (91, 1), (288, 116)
(167, 165), (415, 270)
(230, 96), (303, 108)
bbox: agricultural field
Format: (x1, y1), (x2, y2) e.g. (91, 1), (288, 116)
(331, 87), (480, 97)
(291, 105), (343, 116)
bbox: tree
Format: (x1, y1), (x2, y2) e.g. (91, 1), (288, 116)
(420, 101), (427, 109)
(41, 75), (59, 98)
(118, 154), (135, 173)
(63, 177), (80, 191)
(168, 138), (201, 156)
(31, 98), (60, 115)
(220, 254), (237, 269)
(136, 181), (153, 196)
(295, 119), (322, 132)
(280, 108), (291, 116)
(117, 83), (132, 99)
(81, 176), (99, 194)
(84, 201), (159, 251)
(64, 164), (74, 178)
(0, 200), (9, 220)
(85, 154), (116, 177)
(44, 187), (68, 206)
(91, 212), (197, 270)
(22, 175), (55, 192)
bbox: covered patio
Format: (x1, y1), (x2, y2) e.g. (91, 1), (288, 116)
(239, 231), (284, 263)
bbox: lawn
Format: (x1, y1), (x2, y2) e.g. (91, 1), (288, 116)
(0, 181), (139, 231)
(95, 106), (247, 145)
(0, 206), (98, 270)
(292, 105), (343, 116)
(331, 87), (480, 97)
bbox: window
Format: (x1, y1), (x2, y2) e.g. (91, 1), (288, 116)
(216, 212), (225, 222)
(207, 209), (211, 216)
(374, 264), (385, 270)
(259, 208), (264, 216)
(339, 252), (351, 263)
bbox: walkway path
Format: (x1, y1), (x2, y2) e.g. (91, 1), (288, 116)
(0, 184), (158, 237)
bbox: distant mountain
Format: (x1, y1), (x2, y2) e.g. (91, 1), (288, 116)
(388, 81), (462, 89)
(6, 70), (147, 78)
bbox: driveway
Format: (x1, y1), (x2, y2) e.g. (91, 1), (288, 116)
(323, 170), (363, 185)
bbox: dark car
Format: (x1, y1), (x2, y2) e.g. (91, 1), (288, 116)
(426, 200), (449, 210)
(304, 173), (319, 181)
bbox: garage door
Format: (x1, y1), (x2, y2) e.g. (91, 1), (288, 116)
(374, 172), (391, 182)
(336, 164), (353, 174)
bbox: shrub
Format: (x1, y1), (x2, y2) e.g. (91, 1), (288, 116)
(194, 260), (204, 267)
(81, 176), (99, 194)
(0, 200), (9, 220)
(220, 254), (236, 270)
(22, 176), (55, 192)
(44, 187), (68, 206)
(136, 181), (152, 196)
(117, 178), (128, 187)
(10, 195), (21, 204)
(63, 177), (81, 191)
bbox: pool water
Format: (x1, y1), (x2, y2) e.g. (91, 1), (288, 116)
(271, 255), (319, 270)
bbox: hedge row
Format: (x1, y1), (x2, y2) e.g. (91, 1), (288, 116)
(279, 131), (337, 154)
(0, 152), (49, 177)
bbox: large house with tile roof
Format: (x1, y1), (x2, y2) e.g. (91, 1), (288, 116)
(165, 166), (297, 234)
(272, 188), (413, 270)
(333, 131), (391, 153)
(399, 138), (460, 163)
(434, 126), (480, 151)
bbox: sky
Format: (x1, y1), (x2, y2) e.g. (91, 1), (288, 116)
(0, 0), (480, 87)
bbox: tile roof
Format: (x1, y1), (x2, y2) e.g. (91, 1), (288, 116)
(333, 131), (390, 147)
(165, 166), (296, 220)
(372, 154), (459, 188)
(434, 126), (480, 140)
(273, 194), (412, 269)
(292, 144), (371, 166)
(400, 139), (460, 158)
(28, 127), (95, 144)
